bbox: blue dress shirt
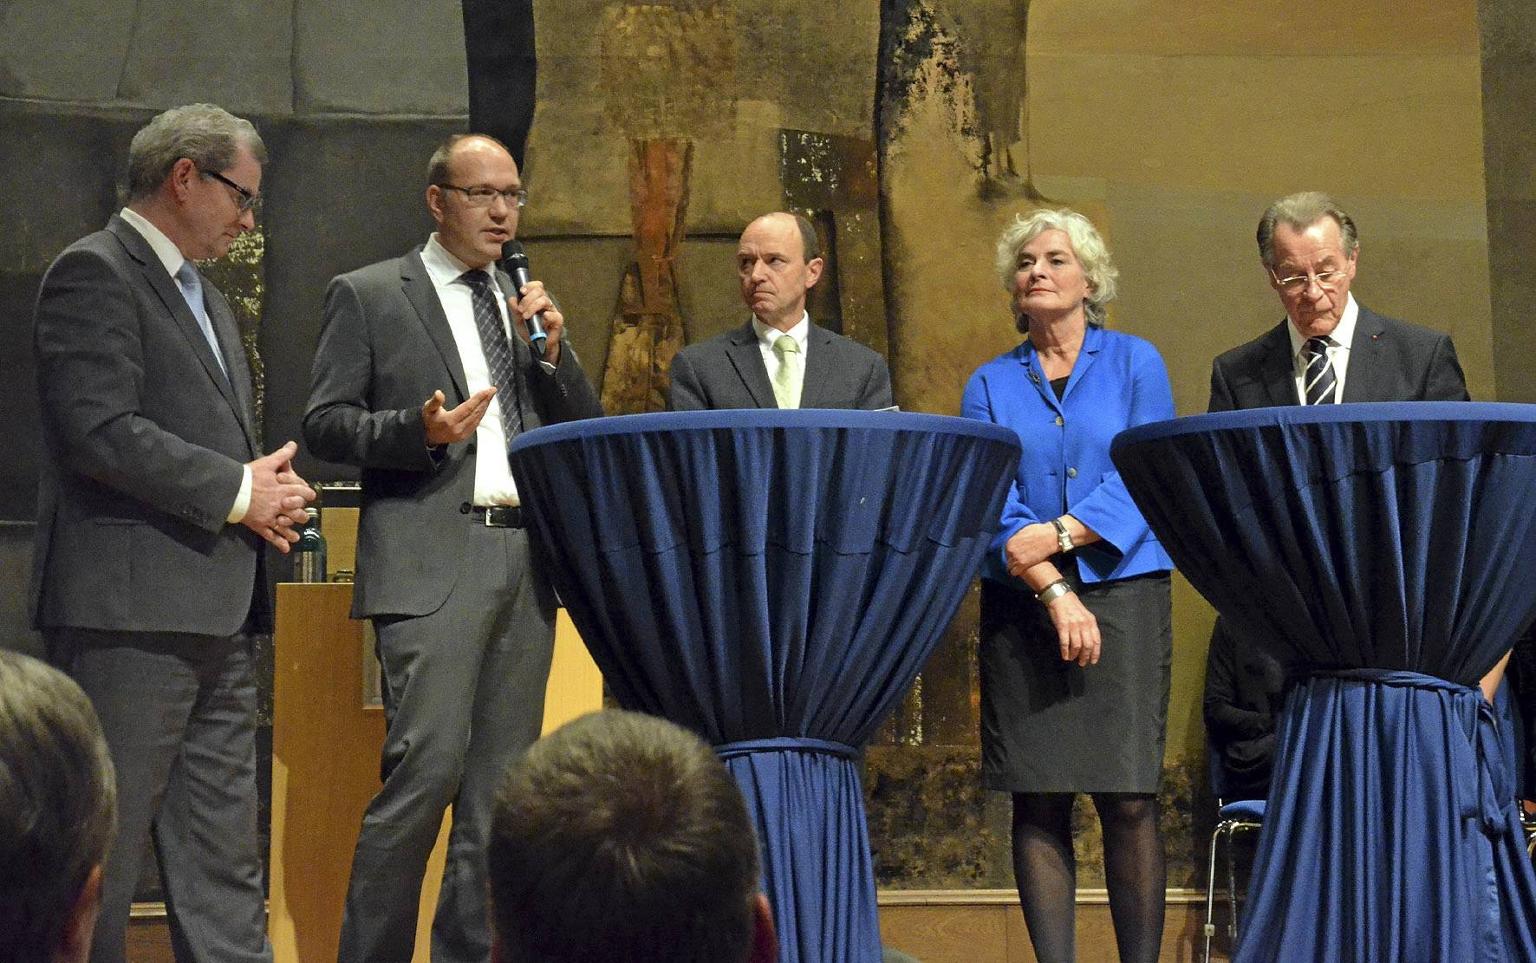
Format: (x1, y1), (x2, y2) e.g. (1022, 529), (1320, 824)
(961, 324), (1175, 585)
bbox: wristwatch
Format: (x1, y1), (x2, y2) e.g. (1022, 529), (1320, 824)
(1036, 579), (1073, 604)
(1051, 517), (1074, 554)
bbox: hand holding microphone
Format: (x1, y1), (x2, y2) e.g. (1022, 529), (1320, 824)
(499, 240), (551, 360)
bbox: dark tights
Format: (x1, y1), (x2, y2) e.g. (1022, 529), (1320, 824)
(1011, 791), (1165, 963)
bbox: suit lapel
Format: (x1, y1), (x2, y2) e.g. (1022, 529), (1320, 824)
(107, 218), (253, 435)
(493, 269), (535, 430)
(798, 324), (838, 410)
(400, 249), (471, 402)
(1260, 320), (1300, 406)
(726, 322), (777, 409)
(1340, 307), (1387, 402)
(204, 287), (260, 453)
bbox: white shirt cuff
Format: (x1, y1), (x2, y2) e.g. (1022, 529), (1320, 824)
(227, 465), (253, 524)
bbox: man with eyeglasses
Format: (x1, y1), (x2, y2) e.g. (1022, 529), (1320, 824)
(304, 132), (601, 963)
(1208, 191), (1469, 411)
(1201, 192), (1470, 813)
(31, 103), (314, 963)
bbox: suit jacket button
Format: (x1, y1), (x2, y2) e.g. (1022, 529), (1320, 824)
(1055, 415), (1064, 427)
(1066, 467), (1078, 478)
(460, 502), (472, 514)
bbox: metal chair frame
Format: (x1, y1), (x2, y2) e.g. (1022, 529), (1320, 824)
(1202, 798), (1263, 963)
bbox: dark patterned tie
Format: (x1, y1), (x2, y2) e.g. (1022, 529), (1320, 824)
(460, 270), (524, 437)
(1303, 336), (1337, 405)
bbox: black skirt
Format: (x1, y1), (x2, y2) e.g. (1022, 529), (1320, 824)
(979, 572), (1172, 794)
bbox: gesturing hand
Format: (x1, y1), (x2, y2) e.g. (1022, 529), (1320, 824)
(243, 441), (317, 553)
(423, 388), (496, 446)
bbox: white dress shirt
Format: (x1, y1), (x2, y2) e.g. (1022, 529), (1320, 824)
(1287, 293), (1359, 405)
(420, 234), (531, 506)
(119, 207), (253, 524)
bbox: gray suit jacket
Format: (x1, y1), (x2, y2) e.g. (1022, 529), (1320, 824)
(32, 215), (263, 636)
(1207, 305), (1469, 411)
(303, 247), (602, 619)
(668, 320), (893, 410)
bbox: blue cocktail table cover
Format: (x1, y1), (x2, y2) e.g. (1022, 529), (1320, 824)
(1112, 402), (1536, 962)
(510, 409), (1020, 963)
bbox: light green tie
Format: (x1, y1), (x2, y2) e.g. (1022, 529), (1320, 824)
(771, 334), (803, 409)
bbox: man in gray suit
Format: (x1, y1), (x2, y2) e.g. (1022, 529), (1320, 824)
(32, 104), (314, 963)
(1208, 191), (1469, 411)
(304, 133), (602, 963)
(668, 211), (893, 411)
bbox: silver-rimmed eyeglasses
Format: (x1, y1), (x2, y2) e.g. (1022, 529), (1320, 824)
(436, 184), (528, 209)
(1270, 268), (1345, 294)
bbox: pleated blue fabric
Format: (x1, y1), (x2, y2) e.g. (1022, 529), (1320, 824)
(1112, 402), (1536, 963)
(510, 409), (1020, 963)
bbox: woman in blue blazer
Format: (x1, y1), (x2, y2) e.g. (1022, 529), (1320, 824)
(962, 209), (1175, 963)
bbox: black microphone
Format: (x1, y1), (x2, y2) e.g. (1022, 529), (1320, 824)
(499, 239), (547, 358)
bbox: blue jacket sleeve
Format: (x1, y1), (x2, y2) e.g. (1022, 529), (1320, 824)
(961, 365), (1039, 575)
(1065, 342), (1175, 557)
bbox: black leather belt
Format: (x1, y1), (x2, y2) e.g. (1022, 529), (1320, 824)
(468, 505), (525, 528)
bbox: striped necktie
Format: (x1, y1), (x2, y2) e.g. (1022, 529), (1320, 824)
(1303, 336), (1337, 405)
(460, 270), (524, 437)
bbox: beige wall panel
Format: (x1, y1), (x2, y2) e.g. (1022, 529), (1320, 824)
(1024, 54), (1485, 200)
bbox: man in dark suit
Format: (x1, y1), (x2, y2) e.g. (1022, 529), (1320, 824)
(668, 211), (893, 410)
(1203, 192), (1470, 796)
(1209, 191), (1468, 411)
(32, 104), (315, 963)
(304, 133), (602, 963)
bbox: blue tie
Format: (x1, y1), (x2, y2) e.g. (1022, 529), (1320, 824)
(175, 262), (229, 380)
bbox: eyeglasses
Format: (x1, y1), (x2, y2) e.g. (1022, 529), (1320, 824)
(199, 168), (261, 214)
(436, 184), (528, 209)
(1270, 268), (1345, 294)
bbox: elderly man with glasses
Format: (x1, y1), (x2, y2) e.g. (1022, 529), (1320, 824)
(1200, 192), (1472, 858)
(31, 103), (316, 963)
(1208, 191), (1469, 411)
(304, 132), (601, 963)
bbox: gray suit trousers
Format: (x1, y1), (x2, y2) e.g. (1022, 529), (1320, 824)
(49, 628), (273, 963)
(338, 523), (556, 963)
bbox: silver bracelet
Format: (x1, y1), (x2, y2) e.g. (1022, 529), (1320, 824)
(1035, 579), (1073, 604)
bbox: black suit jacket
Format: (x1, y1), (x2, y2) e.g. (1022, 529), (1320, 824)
(668, 320), (893, 411)
(303, 247), (602, 619)
(1207, 305), (1469, 411)
(32, 215), (263, 636)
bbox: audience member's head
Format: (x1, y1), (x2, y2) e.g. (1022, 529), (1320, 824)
(0, 650), (117, 963)
(489, 709), (775, 963)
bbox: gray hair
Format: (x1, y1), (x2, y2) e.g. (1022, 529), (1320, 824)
(995, 207), (1118, 328)
(489, 710), (761, 963)
(125, 104), (266, 201)
(1256, 191), (1359, 268)
(0, 650), (117, 963)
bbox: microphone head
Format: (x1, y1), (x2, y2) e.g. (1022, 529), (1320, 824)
(500, 239), (528, 270)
